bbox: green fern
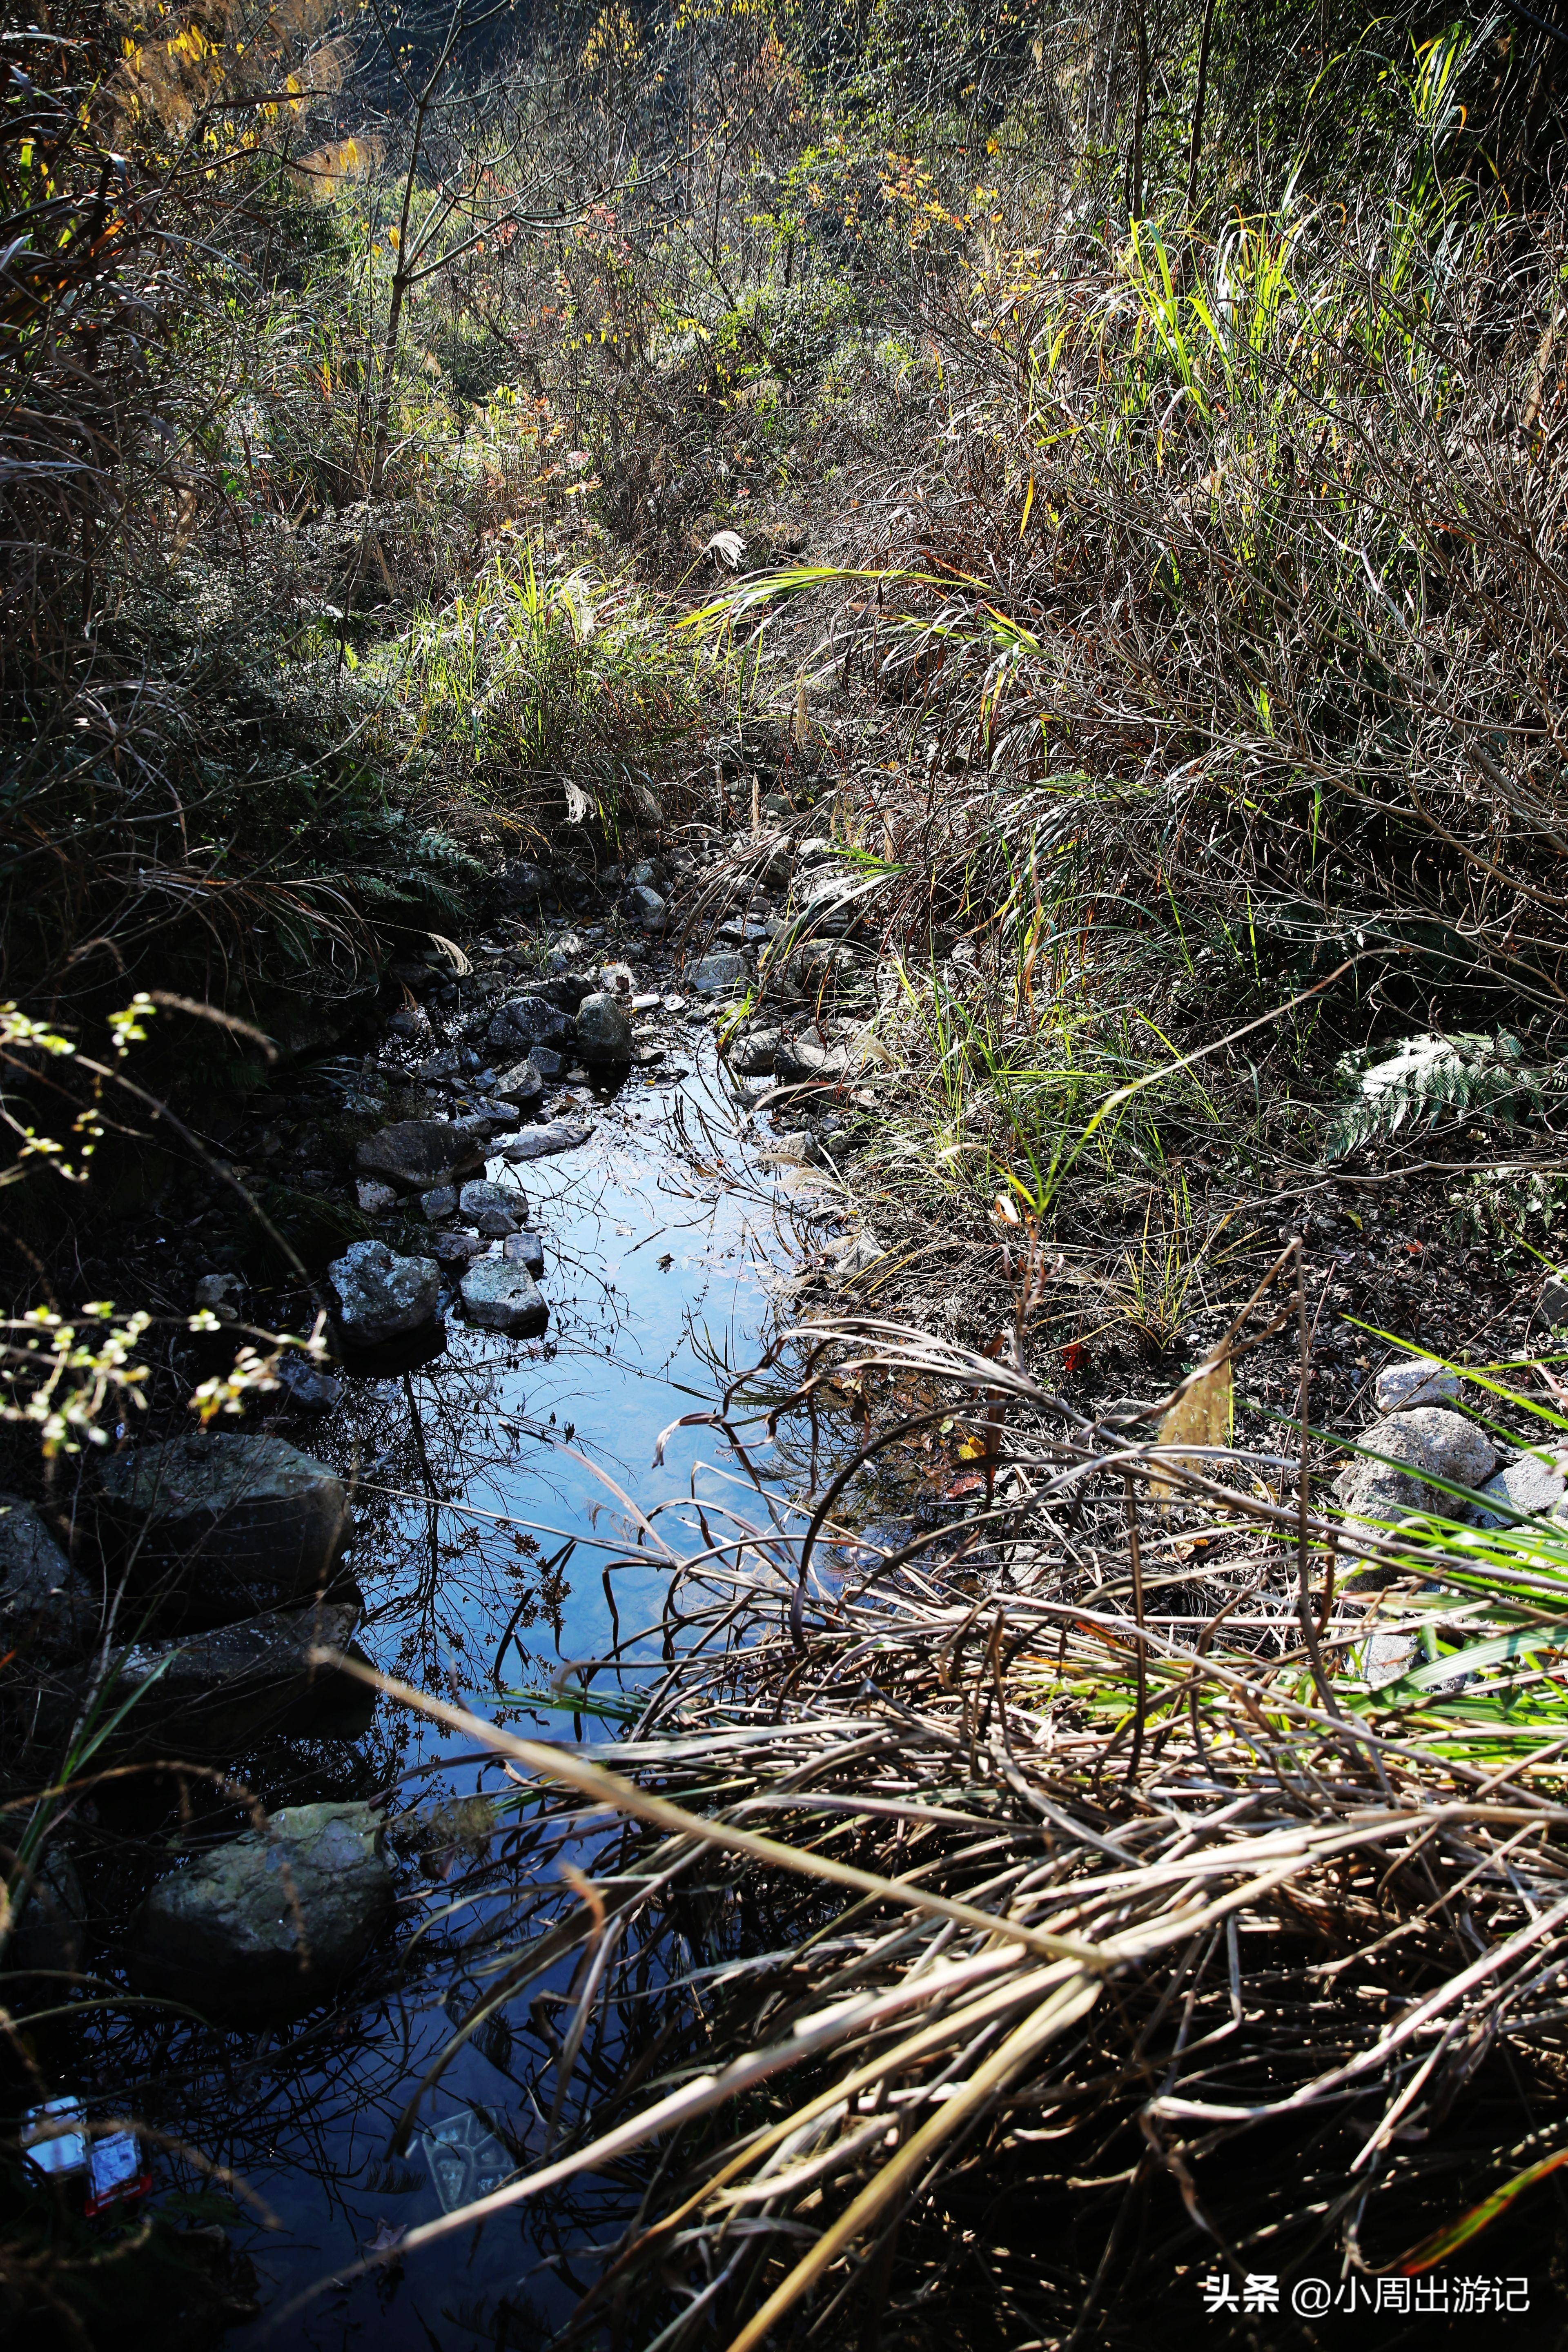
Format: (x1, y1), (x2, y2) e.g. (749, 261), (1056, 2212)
(1325, 1031), (1529, 1160)
(413, 828), (487, 877)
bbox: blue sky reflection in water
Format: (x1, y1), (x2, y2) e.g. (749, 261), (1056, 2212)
(226, 1033), (844, 2349)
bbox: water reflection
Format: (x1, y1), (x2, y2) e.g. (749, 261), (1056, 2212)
(193, 1029), (854, 2343)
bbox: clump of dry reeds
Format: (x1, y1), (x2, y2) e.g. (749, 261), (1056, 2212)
(323, 1258), (1568, 2344)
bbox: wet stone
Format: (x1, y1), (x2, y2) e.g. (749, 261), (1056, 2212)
(487, 994), (574, 1053)
(11, 1845), (86, 1980)
(430, 1227), (488, 1267)
(97, 1432), (349, 1624)
(624, 885), (667, 932)
(458, 1179), (522, 1236)
(462, 1096), (521, 1131)
(420, 1185), (458, 1221)
(127, 1800), (393, 2019)
(94, 1600), (363, 1751)
(500, 1119), (593, 1162)
(502, 1229), (546, 1276)
(356, 1118), (488, 1193)
(275, 1354), (341, 1414)
(0, 1495), (94, 1662)
(727, 1026), (781, 1078)
(527, 1045), (568, 1082)
(575, 990), (633, 1066)
(460, 1258), (549, 1336)
(689, 951), (746, 996)
(329, 1240), (441, 1349)
(494, 1060), (546, 1106)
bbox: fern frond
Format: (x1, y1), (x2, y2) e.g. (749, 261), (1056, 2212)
(1325, 1031), (1528, 1160)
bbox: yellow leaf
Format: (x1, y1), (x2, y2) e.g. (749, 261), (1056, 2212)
(1150, 1358), (1232, 1498)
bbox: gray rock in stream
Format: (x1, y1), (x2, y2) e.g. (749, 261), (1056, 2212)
(88, 1600), (365, 1752)
(1334, 1409), (1498, 1552)
(0, 1494), (95, 1662)
(500, 1119), (593, 1161)
(460, 1258), (548, 1336)
(487, 993), (574, 1053)
(574, 990), (633, 1065)
(97, 1433), (349, 1624)
(127, 1800), (393, 2018)
(688, 951), (746, 996)
(10, 1845), (87, 1980)
(328, 1240), (441, 1348)
(430, 1227), (488, 1267)
(493, 1060), (546, 1107)
(356, 1118), (488, 1193)
(502, 1229), (545, 1276)
(624, 884), (667, 932)
(419, 1185), (458, 1221)
(458, 1179), (522, 1236)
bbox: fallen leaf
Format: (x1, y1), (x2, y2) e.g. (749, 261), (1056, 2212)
(1151, 1357), (1233, 1498)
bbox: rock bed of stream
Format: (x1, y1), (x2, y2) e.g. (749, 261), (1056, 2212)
(2, 831), (918, 2345)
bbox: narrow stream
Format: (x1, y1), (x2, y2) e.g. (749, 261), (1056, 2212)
(207, 1016), (850, 2347)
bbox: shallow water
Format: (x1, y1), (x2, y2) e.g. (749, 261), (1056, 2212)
(207, 1025), (846, 2346)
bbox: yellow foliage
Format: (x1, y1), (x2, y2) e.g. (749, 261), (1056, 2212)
(289, 134), (385, 198)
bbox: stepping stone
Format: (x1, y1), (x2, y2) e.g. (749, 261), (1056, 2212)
(458, 1179), (522, 1236)
(0, 1495), (94, 1662)
(93, 1600), (365, 1751)
(500, 1120), (593, 1161)
(127, 1800), (393, 2018)
(486, 994), (574, 1052)
(98, 1433), (349, 1624)
(501, 1229), (545, 1276)
(575, 991), (633, 1065)
(460, 1258), (548, 1336)
(356, 1119), (488, 1192)
(328, 1240), (441, 1348)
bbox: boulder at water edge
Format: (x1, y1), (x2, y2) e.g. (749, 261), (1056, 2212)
(355, 1118), (488, 1193)
(94, 1599), (365, 1751)
(98, 1433), (348, 1624)
(1334, 1409), (1497, 1548)
(460, 1258), (549, 1336)
(0, 1494), (95, 1661)
(329, 1239), (441, 1348)
(501, 1229), (545, 1276)
(486, 994), (574, 1053)
(574, 991), (633, 1066)
(127, 1800), (392, 2018)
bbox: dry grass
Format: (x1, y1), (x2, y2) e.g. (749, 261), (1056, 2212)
(295, 1268), (1568, 2345)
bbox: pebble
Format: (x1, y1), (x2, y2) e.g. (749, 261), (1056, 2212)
(502, 1229), (546, 1275)
(420, 1185), (458, 1221)
(356, 1180), (397, 1216)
